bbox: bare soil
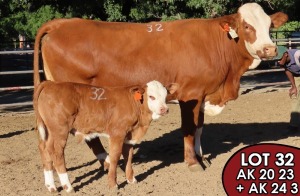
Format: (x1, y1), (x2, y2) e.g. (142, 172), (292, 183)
(1, 87), (300, 196)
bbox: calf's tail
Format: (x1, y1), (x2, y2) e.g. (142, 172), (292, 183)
(33, 82), (47, 141)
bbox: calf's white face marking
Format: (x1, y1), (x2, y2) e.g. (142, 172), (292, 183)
(239, 3), (274, 66)
(146, 80), (168, 120)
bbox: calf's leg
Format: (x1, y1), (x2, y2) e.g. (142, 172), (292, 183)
(122, 144), (136, 184)
(38, 139), (56, 192)
(108, 136), (124, 188)
(46, 126), (73, 193)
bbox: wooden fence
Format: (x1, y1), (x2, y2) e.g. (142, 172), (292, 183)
(0, 38), (299, 108)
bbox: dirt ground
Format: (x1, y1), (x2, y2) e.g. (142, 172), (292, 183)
(1, 87), (300, 196)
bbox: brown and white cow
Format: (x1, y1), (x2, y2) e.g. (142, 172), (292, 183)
(34, 3), (288, 170)
(34, 80), (178, 192)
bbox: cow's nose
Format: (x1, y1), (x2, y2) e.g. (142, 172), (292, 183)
(263, 45), (277, 57)
(160, 107), (169, 115)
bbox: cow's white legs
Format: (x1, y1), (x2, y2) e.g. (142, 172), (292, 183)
(58, 173), (73, 193)
(44, 170), (56, 192)
(96, 152), (110, 170)
(85, 137), (110, 169)
(194, 127), (203, 157)
(194, 126), (210, 168)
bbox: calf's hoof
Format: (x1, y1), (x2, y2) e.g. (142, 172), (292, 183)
(109, 183), (118, 190)
(63, 184), (74, 193)
(188, 163), (204, 172)
(46, 184), (57, 193)
(103, 160), (110, 171)
(127, 177), (137, 184)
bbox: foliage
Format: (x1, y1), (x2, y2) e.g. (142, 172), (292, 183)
(0, 0), (299, 44)
(271, 21), (300, 39)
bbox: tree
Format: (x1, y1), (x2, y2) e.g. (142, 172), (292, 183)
(0, 0), (299, 45)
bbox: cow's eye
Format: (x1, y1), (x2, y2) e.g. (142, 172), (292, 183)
(149, 96), (156, 100)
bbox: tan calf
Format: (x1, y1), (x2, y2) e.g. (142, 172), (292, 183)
(34, 80), (177, 193)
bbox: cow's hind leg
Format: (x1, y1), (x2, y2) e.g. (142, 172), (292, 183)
(86, 137), (110, 170)
(38, 138), (57, 192)
(194, 112), (210, 168)
(179, 100), (203, 172)
(122, 144), (137, 184)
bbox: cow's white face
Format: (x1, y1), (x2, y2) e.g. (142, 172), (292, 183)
(238, 3), (277, 68)
(146, 80), (168, 120)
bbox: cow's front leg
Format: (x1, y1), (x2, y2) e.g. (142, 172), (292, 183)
(85, 137), (110, 170)
(108, 136), (123, 189)
(179, 100), (203, 171)
(122, 144), (137, 184)
(194, 111), (210, 168)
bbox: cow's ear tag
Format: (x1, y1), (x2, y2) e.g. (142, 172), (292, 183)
(134, 91), (142, 101)
(222, 23), (238, 39)
(228, 27), (238, 39)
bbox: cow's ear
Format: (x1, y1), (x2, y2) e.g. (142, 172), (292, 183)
(219, 15), (238, 32)
(166, 83), (179, 95)
(270, 12), (288, 28)
(166, 83), (179, 101)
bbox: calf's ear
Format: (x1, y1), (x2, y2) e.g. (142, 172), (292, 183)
(129, 86), (145, 101)
(166, 83), (179, 95)
(270, 12), (288, 28)
(129, 86), (145, 94)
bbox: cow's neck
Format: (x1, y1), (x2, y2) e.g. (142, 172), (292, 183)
(205, 23), (255, 106)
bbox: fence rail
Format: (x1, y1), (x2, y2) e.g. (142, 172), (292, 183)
(0, 38), (299, 109)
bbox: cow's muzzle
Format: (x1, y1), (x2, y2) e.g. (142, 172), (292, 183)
(257, 45), (278, 60)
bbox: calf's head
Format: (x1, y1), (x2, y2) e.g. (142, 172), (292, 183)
(131, 80), (178, 120)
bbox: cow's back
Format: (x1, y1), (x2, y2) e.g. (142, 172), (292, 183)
(39, 18), (238, 101)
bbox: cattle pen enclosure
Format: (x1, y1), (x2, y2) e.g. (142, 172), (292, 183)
(0, 40), (299, 111)
(1, 39), (300, 195)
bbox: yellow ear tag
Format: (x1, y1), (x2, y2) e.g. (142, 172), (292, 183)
(134, 91), (142, 101)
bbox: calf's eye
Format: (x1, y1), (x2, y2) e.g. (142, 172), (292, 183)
(149, 96), (156, 100)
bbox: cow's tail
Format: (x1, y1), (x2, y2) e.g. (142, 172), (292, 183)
(34, 25), (46, 88)
(33, 20), (59, 89)
(33, 82), (47, 141)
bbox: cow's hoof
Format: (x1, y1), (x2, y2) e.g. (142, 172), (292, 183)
(201, 157), (211, 168)
(188, 163), (203, 172)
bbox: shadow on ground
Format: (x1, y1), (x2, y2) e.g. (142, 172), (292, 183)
(70, 122), (299, 191)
